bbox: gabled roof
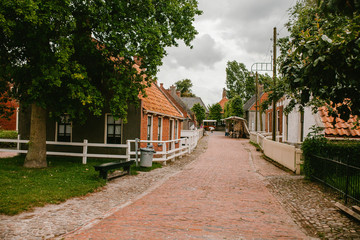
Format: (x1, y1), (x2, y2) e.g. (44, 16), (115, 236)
(243, 92), (268, 111)
(160, 85), (193, 120)
(181, 97), (208, 113)
(318, 106), (360, 138)
(243, 94), (257, 111)
(140, 83), (183, 118)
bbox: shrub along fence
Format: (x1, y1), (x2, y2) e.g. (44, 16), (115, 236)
(302, 136), (360, 204)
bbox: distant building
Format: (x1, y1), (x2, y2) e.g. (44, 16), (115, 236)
(160, 84), (196, 130)
(218, 88), (228, 113)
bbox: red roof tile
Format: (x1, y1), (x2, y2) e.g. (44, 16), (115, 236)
(318, 106), (360, 138)
(140, 82), (183, 118)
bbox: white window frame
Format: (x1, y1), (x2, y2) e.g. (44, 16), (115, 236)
(175, 119), (178, 140)
(55, 115), (72, 142)
(157, 117), (163, 141)
(104, 113), (123, 144)
(147, 115), (153, 141)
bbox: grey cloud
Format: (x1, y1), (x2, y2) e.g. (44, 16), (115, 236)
(166, 34), (225, 69)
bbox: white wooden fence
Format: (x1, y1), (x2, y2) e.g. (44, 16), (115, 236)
(0, 129), (204, 165)
(250, 131), (303, 174)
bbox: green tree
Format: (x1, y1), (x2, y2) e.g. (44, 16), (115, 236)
(229, 95), (244, 117)
(191, 103), (206, 127)
(175, 79), (196, 97)
(225, 61), (255, 102)
(208, 103), (223, 122)
(0, 0), (201, 168)
(223, 101), (231, 118)
(279, 0), (360, 122)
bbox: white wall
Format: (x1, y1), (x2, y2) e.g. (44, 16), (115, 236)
(282, 99), (324, 144)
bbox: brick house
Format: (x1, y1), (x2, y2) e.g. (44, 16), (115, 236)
(160, 84), (196, 130)
(0, 98), (18, 131)
(18, 81), (184, 154)
(243, 90), (268, 132)
(218, 88), (228, 114)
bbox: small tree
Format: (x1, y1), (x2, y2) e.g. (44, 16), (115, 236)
(191, 103), (206, 127)
(225, 61), (255, 102)
(229, 95), (244, 117)
(208, 103), (223, 123)
(175, 79), (196, 97)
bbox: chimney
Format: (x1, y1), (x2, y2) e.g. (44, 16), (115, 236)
(222, 88), (227, 99)
(170, 85), (176, 96)
(160, 83), (164, 89)
(176, 91), (181, 97)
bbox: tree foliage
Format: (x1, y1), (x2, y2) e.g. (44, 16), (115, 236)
(224, 95), (244, 117)
(208, 103), (222, 122)
(279, 0), (360, 122)
(175, 79), (196, 97)
(225, 61), (255, 102)
(0, 0), (201, 167)
(191, 103), (206, 127)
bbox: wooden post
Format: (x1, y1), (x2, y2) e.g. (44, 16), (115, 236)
(82, 139), (88, 164)
(135, 138), (139, 167)
(255, 71), (258, 132)
(17, 134), (20, 151)
(126, 140), (130, 162)
(272, 27), (277, 141)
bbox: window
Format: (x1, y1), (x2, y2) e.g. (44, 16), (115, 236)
(106, 115), (122, 144)
(57, 115), (71, 142)
(157, 117), (162, 141)
(147, 115), (153, 140)
(175, 120), (178, 139)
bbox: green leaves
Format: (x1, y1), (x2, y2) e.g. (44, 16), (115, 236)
(208, 103), (223, 121)
(225, 60), (255, 102)
(0, 0), (201, 122)
(191, 103), (206, 126)
(279, 0), (360, 122)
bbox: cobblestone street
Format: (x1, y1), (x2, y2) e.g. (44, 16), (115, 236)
(1, 133), (360, 239)
(65, 132), (307, 239)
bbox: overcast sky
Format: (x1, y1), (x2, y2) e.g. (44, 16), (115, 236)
(157, 0), (296, 106)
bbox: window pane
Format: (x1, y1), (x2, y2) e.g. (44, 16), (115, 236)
(108, 125), (114, 135)
(66, 125), (71, 134)
(59, 125), (65, 134)
(114, 118), (121, 124)
(107, 115), (114, 124)
(115, 125), (121, 135)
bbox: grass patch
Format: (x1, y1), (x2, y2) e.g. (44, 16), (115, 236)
(130, 162), (162, 175)
(249, 141), (262, 152)
(0, 155), (110, 215)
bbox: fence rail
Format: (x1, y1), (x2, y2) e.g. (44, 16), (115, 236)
(0, 129), (204, 165)
(310, 154), (360, 204)
(249, 131), (302, 174)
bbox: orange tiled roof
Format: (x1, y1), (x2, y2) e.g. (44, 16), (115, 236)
(219, 97), (228, 110)
(140, 82), (183, 118)
(318, 106), (360, 138)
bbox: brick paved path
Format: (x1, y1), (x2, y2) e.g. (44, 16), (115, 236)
(66, 132), (309, 239)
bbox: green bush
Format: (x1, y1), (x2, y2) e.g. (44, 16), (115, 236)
(0, 130), (17, 148)
(302, 133), (360, 177)
(0, 130), (18, 139)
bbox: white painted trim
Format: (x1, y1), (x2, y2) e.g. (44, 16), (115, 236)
(147, 114), (153, 141)
(104, 113), (123, 144)
(157, 116), (163, 141)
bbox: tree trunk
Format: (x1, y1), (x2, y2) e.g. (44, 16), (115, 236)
(24, 104), (47, 168)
